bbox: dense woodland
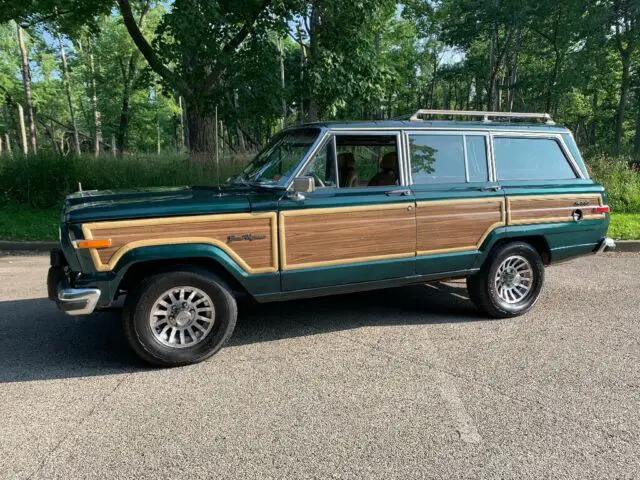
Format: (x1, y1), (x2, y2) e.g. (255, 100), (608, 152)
(0, 0), (640, 159)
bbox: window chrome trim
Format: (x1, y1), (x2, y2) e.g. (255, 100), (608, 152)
(462, 135), (470, 183)
(490, 132), (585, 180)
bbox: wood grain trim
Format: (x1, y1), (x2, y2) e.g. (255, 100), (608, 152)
(279, 203), (415, 271)
(415, 198), (506, 256)
(507, 194), (605, 225)
(80, 212), (278, 274)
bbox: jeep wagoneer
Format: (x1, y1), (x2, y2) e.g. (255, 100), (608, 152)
(47, 110), (615, 366)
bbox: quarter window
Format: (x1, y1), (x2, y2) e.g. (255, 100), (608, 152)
(494, 137), (577, 181)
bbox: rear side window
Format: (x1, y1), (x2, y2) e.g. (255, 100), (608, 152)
(494, 137), (577, 181)
(409, 134), (465, 184)
(409, 134), (488, 184)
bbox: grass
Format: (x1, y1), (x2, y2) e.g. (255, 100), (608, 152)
(608, 213), (640, 240)
(0, 203), (59, 241)
(0, 152), (250, 208)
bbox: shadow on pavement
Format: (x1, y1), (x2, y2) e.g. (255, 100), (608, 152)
(0, 282), (482, 383)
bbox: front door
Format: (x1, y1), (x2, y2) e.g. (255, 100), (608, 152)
(279, 131), (416, 291)
(405, 130), (506, 275)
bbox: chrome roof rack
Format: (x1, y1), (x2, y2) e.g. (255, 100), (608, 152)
(409, 109), (555, 125)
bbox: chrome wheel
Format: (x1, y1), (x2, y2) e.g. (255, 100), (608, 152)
(149, 286), (215, 348)
(494, 255), (533, 304)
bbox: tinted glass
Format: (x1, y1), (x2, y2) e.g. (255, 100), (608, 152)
(334, 135), (399, 187)
(466, 136), (488, 182)
(494, 137), (577, 181)
(409, 134), (465, 184)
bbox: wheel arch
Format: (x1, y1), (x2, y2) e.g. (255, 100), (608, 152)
(109, 243), (278, 302)
(479, 233), (551, 268)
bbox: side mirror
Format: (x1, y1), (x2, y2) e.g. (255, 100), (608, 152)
(292, 176), (315, 193)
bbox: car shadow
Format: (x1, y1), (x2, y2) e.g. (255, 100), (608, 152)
(0, 281), (483, 383)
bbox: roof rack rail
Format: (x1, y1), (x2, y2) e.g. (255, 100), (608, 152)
(409, 109), (555, 125)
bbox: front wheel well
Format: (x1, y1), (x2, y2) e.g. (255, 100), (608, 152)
(117, 258), (248, 297)
(487, 236), (551, 266)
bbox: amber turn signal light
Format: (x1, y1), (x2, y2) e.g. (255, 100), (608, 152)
(75, 239), (112, 249)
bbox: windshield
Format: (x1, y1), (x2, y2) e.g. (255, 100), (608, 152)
(231, 128), (320, 187)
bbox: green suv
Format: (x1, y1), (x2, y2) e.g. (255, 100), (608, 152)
(47, 110), (614, 366)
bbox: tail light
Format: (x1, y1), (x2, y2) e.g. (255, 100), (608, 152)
(593, 205), (610, 214)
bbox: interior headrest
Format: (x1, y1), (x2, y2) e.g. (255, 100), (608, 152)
(380, 152), (397, 171)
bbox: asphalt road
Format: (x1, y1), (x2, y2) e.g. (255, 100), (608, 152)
(0, 253), (639, 479)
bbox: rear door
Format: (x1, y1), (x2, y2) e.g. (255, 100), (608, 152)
(492, 132), (608, 257)
(279, 130), (416, 291)
(405, 130), (506, 275)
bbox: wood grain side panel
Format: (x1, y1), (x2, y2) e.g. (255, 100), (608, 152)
(508, 194), (605, 224)
(281, 205), (415, 269)
(82, 213), (277, 273)
(416, 199), (505, 253)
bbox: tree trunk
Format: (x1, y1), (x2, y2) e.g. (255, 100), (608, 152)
(17, 25), (37, 154)
(186, 102), (217, 156)
(615, 49), (632, 152)
(307, 6), (320, 122)
(276, 37), (287, 127)
(17, 103), (28, 155)
(507, 28), (521, 112)
(178, 96), (185, 150)
(4, 133), (11, 155)
(57, 32), (81, 155)
(590, 91), (598, 145)
(87, 38), (102, 156)
(634, 110), (640, 154)
(117, 57), (135, 154)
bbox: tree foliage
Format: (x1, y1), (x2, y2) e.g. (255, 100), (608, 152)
(0, 0), (639, 156)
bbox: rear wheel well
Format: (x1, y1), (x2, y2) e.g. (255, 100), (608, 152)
(488, 236), (551, 266)
(117, 258), (248, 298)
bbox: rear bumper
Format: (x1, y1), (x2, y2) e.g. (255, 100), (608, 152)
(596, 237), (616, 253)
(47, 249), (101, 316)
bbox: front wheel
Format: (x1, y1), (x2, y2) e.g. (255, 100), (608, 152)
(467, 242), (544, 318)
(123, 268), (237, 366)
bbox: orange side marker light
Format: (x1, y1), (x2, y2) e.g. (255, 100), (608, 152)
(75, 239), (112, 249)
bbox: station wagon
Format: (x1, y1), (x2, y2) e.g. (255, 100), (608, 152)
(48, 110), (615, 366)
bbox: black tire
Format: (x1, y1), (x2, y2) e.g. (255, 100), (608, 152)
(122, 268), (237, 367)
(467, 242), (544, 319)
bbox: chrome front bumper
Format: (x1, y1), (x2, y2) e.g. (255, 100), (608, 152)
(596, 237), (616, 253)
(48, 254), (102, 315)
(57, 287), (102, 315)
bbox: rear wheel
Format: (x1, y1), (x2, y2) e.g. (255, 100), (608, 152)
(123, 268), (237, 366)
(467, 242), (544, 318)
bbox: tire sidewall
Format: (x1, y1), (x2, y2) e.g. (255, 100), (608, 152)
(486, 243), (544, 316)
(128, 270), (237, 366)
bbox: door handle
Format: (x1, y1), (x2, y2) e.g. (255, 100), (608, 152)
(385, 189), (411, 196)
(479, 186), (502, 192)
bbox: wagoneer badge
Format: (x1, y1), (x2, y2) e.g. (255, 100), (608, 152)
(574, 200), (590, 206)
(227, 233), (266, 244)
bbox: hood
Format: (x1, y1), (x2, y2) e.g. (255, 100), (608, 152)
(63, 185), (279, 224)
